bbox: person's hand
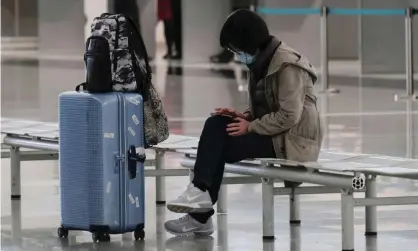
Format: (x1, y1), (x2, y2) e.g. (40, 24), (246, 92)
(214, 108), (248, 119)
(226, 117), (250, 136)
(214, 108), (236, 116)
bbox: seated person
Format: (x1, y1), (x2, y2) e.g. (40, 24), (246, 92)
(165, 9), (323, 236)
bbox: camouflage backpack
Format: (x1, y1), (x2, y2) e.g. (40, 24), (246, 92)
(77, 13), (169, 147)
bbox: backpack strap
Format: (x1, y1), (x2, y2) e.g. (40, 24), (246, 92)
(125, 16), (152, 97)
(125, 16), (150, 66)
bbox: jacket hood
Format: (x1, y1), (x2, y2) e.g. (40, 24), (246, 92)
(220, 9), (270, 55)
(266, 42), (317, 84)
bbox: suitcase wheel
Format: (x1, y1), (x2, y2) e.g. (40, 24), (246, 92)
(92, 232), (111, 243)
(134, 229), (145, 240)
(57, 227), (69, 238)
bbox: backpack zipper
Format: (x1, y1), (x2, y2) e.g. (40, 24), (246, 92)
(113, 16), (120, 74)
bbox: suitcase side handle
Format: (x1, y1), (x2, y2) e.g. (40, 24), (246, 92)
(127, 145), (146, 179)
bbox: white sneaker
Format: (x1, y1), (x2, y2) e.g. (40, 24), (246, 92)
(167, 183), (213, 213)
(165, 215), (214, 236)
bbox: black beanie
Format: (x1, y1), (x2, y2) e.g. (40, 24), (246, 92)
(220, 9), (270, 55)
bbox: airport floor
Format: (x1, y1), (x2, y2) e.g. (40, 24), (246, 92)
(1, 55), (418, 251)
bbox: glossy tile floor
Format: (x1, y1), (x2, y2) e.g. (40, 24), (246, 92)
(1, 55), (418, 251)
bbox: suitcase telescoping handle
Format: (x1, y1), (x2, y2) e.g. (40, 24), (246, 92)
(127, 145), (146, 179)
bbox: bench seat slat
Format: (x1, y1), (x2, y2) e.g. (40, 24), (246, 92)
(1, 118), (59, 140)
(261, 159), (418, 179)
(338, 155), (415, 167)
(318, 151), (372, 162)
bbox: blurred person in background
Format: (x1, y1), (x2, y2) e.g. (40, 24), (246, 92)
(171, 0), (182, 59)
(164, 9), (323, 236)
(158, 0), (177, 59)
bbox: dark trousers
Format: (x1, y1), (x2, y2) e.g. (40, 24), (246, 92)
(163, 19), (175, 55)
(189, 115), (276, 223)
(171, 0), (182, 57)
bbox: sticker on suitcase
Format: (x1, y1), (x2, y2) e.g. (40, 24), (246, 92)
(128, 127), (136, 136)
(132, 115), (140, 125)
(128, 96), (141, 106)
(104, 133), (115, 138)
(128, 194), (135, 204)
(106, 182), (111, 193)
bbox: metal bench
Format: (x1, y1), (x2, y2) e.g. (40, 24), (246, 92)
(2, 118), (418, 251)
(180, 150), (418, 250)
(0, 118), (194, 202)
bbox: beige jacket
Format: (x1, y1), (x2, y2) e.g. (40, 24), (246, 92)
(245, 43), (323, 162)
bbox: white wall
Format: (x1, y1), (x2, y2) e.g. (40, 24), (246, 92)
(259, 0), (322, 67)
(83, 0), (108, 40)
(360, 0), (418, 73)
(324, 0), (360, 59)
(156, 20), (165, 45)
(181, 0), (231, 62)
(38, 0), (85, 55)
(259, 0), (360, 66)
(137, 0), (157, 59)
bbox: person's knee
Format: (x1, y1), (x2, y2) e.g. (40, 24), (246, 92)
(204, 115), (230, 130)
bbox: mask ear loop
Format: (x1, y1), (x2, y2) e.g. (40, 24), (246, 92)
(245, 53), (253, 65)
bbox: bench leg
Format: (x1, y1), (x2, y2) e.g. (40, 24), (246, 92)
(217, 185), (227, 214)
(11, 200), (22, 240)
(217, 214), (229, 249)
(289, 191), (301, 225)
(189, 169), (195, 182)
(341, 188), (355, 251)
(365, 175), (377, 236)
(10, 147), (21, 200)
(155, 151), (166, 205)
(262, 178), (275, 240)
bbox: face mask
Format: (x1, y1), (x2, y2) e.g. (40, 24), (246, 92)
(235, 52), (255, 65)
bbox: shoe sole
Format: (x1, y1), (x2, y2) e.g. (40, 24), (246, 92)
(167, 203), (213, 214)
(165, 228), (214, 237)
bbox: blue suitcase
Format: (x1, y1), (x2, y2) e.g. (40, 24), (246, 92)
(57, 91), (146, 242)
